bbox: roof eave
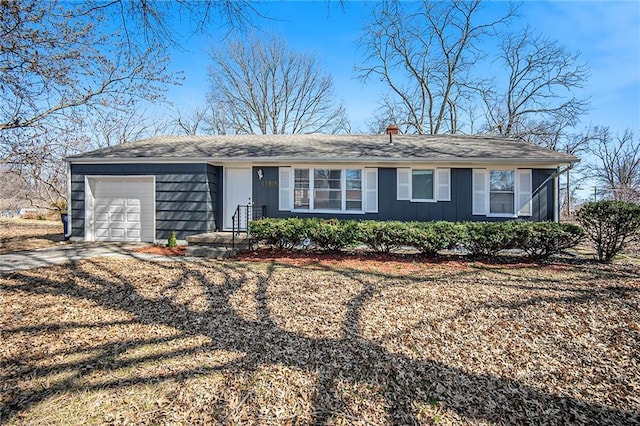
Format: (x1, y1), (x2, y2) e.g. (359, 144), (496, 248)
(65, 155), (579, 168)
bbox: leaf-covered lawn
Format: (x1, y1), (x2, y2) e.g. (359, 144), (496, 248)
(1, 256), (639, 425)
(0, 219), (64, 254)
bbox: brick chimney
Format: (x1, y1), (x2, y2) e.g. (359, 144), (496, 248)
(385, 124), (399, 145)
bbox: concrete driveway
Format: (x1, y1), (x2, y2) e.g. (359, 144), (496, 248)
(0, 242), (184, 274)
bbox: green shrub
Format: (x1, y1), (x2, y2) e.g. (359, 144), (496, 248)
(307, 218), (361, 251)
(514, 222), (584, 260)
(460, 221), (519, 257)
(357, 220), (410, 253)
(576, 200), (640, 262)
(249, 218), (591, 262)
(167, 230), (177, 248)
(249, 218), (307, 249)
(409, 221), (462, 256)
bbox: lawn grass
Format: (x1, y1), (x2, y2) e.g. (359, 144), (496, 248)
(1, 254), (639, 425)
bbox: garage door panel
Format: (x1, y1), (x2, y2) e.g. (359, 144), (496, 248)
(110, 212), (125, 222)
(95, 212), (109, 222)
(95, 228), (110, 239)
(127, 229), (141, 239)
(110, 228), (125, 239)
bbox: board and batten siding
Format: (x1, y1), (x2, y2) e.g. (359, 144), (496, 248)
(251, 166), (556, 222)
(70, 163), (220, 240)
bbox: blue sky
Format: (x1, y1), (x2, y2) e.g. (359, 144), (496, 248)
(166, 1), (640, 135)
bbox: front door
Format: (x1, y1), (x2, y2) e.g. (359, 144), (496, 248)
(224, 167), (252, 230)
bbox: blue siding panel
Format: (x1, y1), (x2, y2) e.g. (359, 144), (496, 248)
(251, 166), (556, 223)
(532, 169), (555, 221)
(70, 163), (220, 240)
(71, 162), (556, 241)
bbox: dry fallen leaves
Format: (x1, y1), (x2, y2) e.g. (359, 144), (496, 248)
(1, 250), (639, 425)
(0, 219), (64, 254)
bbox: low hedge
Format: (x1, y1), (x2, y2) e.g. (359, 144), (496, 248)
(514, 221), (584, 260)
(247, 217), (308, 249)
(249, 218), (584, 259)
(357, 220), (407, 253)
(409, 221), (463, 256)
(458, 221), (519, 257)
(305, 218), (361, 252)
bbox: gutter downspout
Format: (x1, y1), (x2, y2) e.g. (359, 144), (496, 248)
(554, 167), (560, 223)
(522, 164), (573, 223)
(544, 164), (573, 223)
(65, 161), (72, 240)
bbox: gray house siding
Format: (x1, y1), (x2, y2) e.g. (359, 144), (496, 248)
(70, 163), (220, 240)
(251, 166), (556, 223)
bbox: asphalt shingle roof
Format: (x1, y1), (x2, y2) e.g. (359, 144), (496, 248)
(66, 134), (579, 165)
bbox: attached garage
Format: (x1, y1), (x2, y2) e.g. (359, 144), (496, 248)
(84, 176), (155, 242)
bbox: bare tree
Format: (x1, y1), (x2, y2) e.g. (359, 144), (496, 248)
(590, 128), (640, 203)
(1, 125), (80, 211)
(483, 26), (590, 139)
(202, 96), (232, 135)
(358, 0), (514, 134)
(207, 34), (349, 134)
(0, 1), (174, 133)
(169, 106), (212, 136)
(0, 0), (260, 209)
(85, 107), (167, 148)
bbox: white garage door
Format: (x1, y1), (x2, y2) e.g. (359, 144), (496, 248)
(87, 177), (155, 242)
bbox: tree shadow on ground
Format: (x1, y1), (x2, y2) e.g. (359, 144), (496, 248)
(1, 257), (638, 424)
(0, 233), (65, 254)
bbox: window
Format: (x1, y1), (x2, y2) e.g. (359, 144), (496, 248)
(472, 168), (531, 217)
(289, 168), (364, 212)
(346, 169), (362, 211)
(294, 169), (310, 209)
(314, 169), (342, 210)
(489, 170), (515, 214)
(412, 169), (434, 200)
(397, 168), (450, 202)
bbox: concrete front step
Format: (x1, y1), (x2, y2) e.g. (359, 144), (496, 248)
(186, 246), (237, 258)
(186, 232), (252, 258)
(186, 232), (251, 244)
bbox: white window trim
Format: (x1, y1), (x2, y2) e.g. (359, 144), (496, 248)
(474, 168), (532, 218)
(290, 167), (368, 214)
(398, 167), (450, 203)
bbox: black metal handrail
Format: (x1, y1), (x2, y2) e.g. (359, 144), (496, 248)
(232, 204), (266, 250)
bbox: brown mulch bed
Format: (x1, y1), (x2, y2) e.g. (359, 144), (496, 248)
(133, 245), (187, 256)
(234, 248), (554, 276)
(1, 255), (638, 425)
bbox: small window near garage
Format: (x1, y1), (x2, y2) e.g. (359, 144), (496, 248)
(489, 170), (515, 214)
